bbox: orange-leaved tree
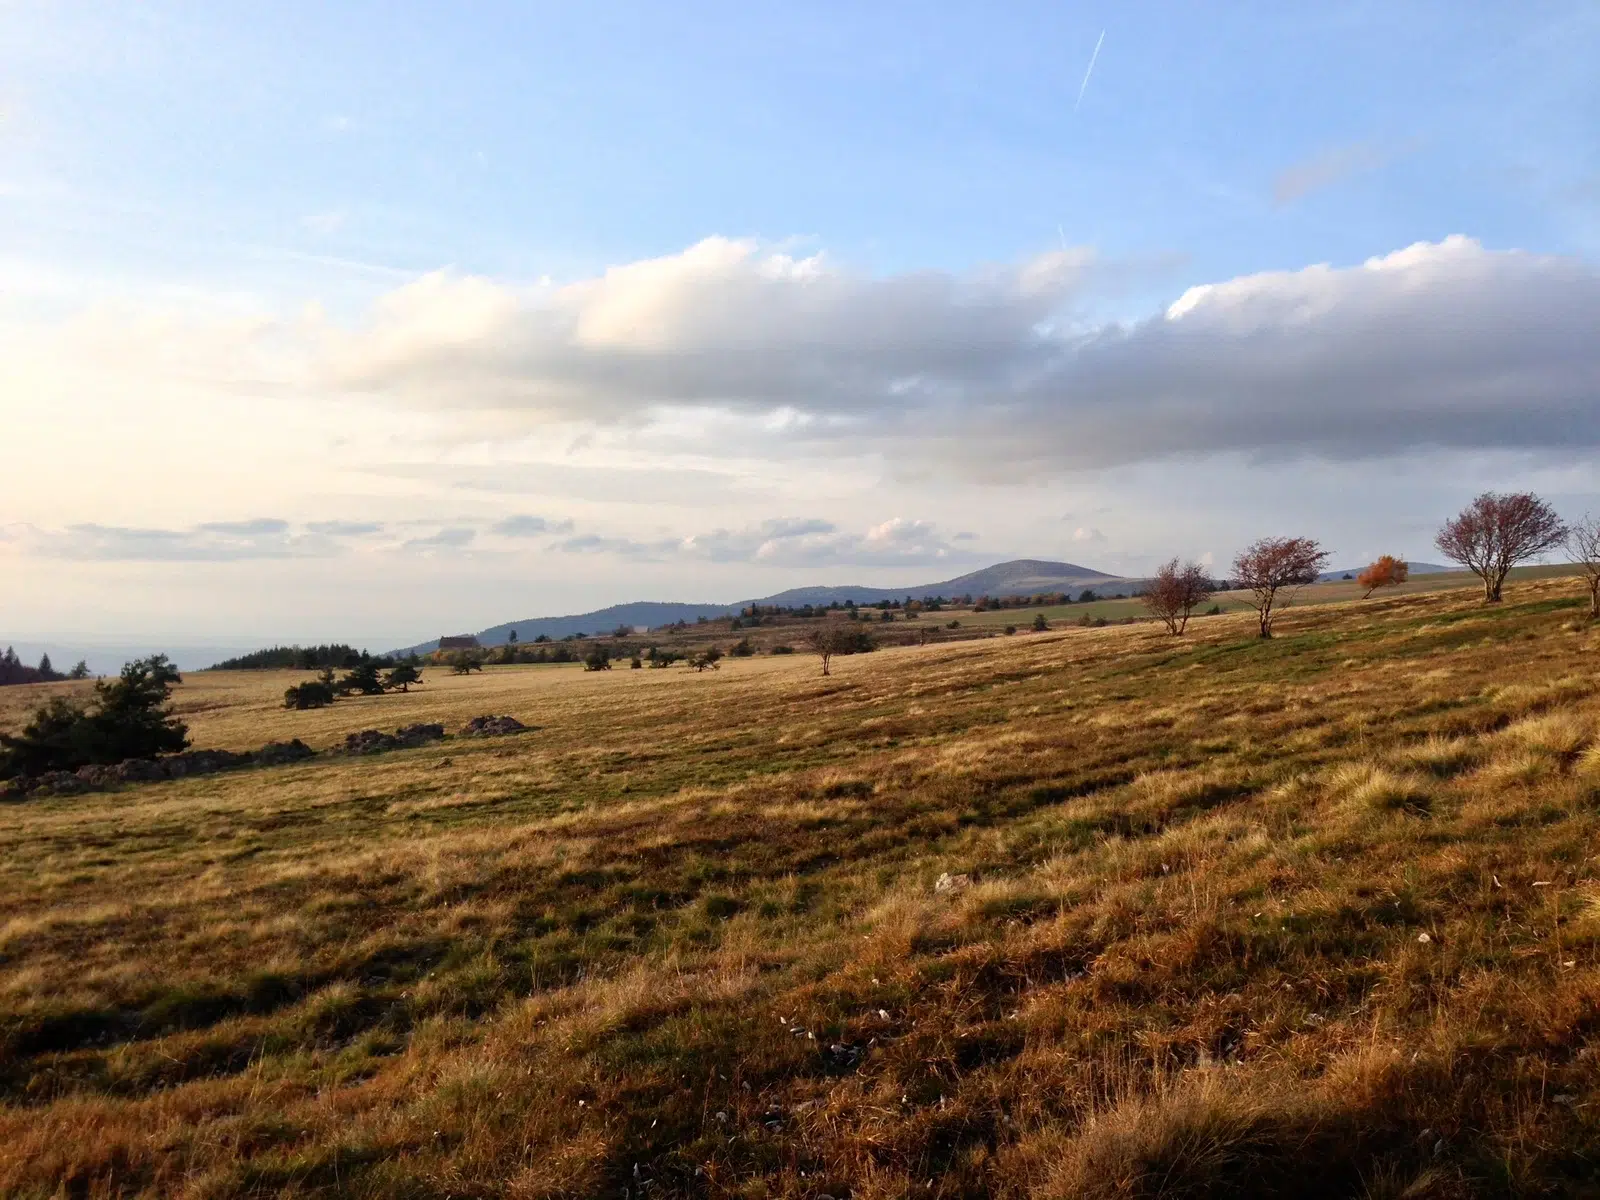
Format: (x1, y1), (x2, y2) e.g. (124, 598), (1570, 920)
(1356, 555), (1409, 599)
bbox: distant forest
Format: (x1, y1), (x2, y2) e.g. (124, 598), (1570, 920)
(0, 647), (90, 687)
(207, 645), (395, 671)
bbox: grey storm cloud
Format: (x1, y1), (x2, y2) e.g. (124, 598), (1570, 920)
(321, 236), (1600, 478)
(402, 527), (476, 550)
(305, 520), (385, 536)
(196, 518), (292, 536)
(491, 514), (576, 537)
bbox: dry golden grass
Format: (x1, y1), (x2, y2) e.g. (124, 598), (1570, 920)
(3, 580), (1600, 1197)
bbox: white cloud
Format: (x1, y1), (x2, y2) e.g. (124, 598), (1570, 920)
(311, 235), (1600, 477)
(9, 520), (337, 562)
(555, 516), (973, 568)
(1272, 140), (1413, 205)
(1072, 527), (1105, 543)
(317, 237), (1095, 418)
(9, 235), (1600, 498)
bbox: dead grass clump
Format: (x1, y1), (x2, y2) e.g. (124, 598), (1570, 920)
(1498, 712), (1592, 758)
(1033, 1065), (1458, 1200)
(1391, 736), (1482, 779)
(1325, 763), (1434, 817)
(1475, 749), (1558, 790)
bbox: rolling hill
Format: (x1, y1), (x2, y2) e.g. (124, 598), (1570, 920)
(392, 559), (1131, 654)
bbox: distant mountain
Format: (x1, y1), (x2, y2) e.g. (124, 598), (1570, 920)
(390, 559), (1132, 654)
(750, 558), (1123, 608)
(395, 602), (738, 656)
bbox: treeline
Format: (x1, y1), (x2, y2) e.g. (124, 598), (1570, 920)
(209, 644), (381, 671)
(0, 647), (90, 687)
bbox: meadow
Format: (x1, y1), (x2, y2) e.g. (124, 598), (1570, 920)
(4, 577), (1600, 1197)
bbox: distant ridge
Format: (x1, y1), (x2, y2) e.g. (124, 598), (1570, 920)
(391, 558), (1129, 654)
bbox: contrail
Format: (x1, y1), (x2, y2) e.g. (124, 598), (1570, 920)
(1075, 29), (1105, 111)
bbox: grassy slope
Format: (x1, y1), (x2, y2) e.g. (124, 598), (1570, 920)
(3, 580), (1600, 1196)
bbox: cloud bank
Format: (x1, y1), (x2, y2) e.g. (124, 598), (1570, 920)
(20, 235), (1600, 489)
(3, 514), (970, 570)
(311, 235), (1598, 476)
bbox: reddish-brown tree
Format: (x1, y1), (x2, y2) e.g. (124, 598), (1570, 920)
(1356, 555), (1409, 599)
(1231, 537), (1331, 639)
(1141, 558), (1214, 635)
(1435, 492), (1566, 604)
(1567, 514), (1600, 619)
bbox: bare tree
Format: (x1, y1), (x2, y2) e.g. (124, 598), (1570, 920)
(1435, 492), (1566, 604)
(1567, 514), (1600, 619)
(1356, 555), (1409, 599)
(805, 623), (874, 676)
(1231, 537), (1330, 639)
(1141, 558), (1214, 635)
(807, 625), (845, 676)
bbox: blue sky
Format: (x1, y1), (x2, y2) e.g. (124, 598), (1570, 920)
(3, 2), (1598, 654)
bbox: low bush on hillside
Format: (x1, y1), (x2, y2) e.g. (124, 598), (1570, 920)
(282, 681), (335, 710)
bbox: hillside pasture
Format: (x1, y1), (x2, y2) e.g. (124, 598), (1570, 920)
(2, 580), (1600, 1196)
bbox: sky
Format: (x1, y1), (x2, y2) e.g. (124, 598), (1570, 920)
(3, 1), (1598, 659)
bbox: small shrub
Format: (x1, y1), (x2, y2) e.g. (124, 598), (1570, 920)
(284, 681), (335, 710)
(339, 661), (386, 694)
(770, 645), (795, 655)
(1005, 625), (1017, 635)
(0, 655), (189, 778)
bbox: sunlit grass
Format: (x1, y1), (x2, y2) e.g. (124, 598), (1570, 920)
(1, 578), (1599, 1196)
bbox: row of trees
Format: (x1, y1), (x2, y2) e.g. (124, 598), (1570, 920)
(283, 661), (424, 709)
(1, 648), (91, 687)
(1140, 493), (1596, 641)
(209, 644), (372, 671)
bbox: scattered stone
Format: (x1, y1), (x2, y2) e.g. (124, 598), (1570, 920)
(253, 739), (315, 766)
(823, 1041), (864, 1071)
(343, 724), (446, 755)
(22, 771), (93, 796)
(1416, 931), (1433, 944)
(934, 872), (973, 895)
(344, 729), (403, 755)
(461, 715), (529, 737)
(395, 723), (446, 746)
